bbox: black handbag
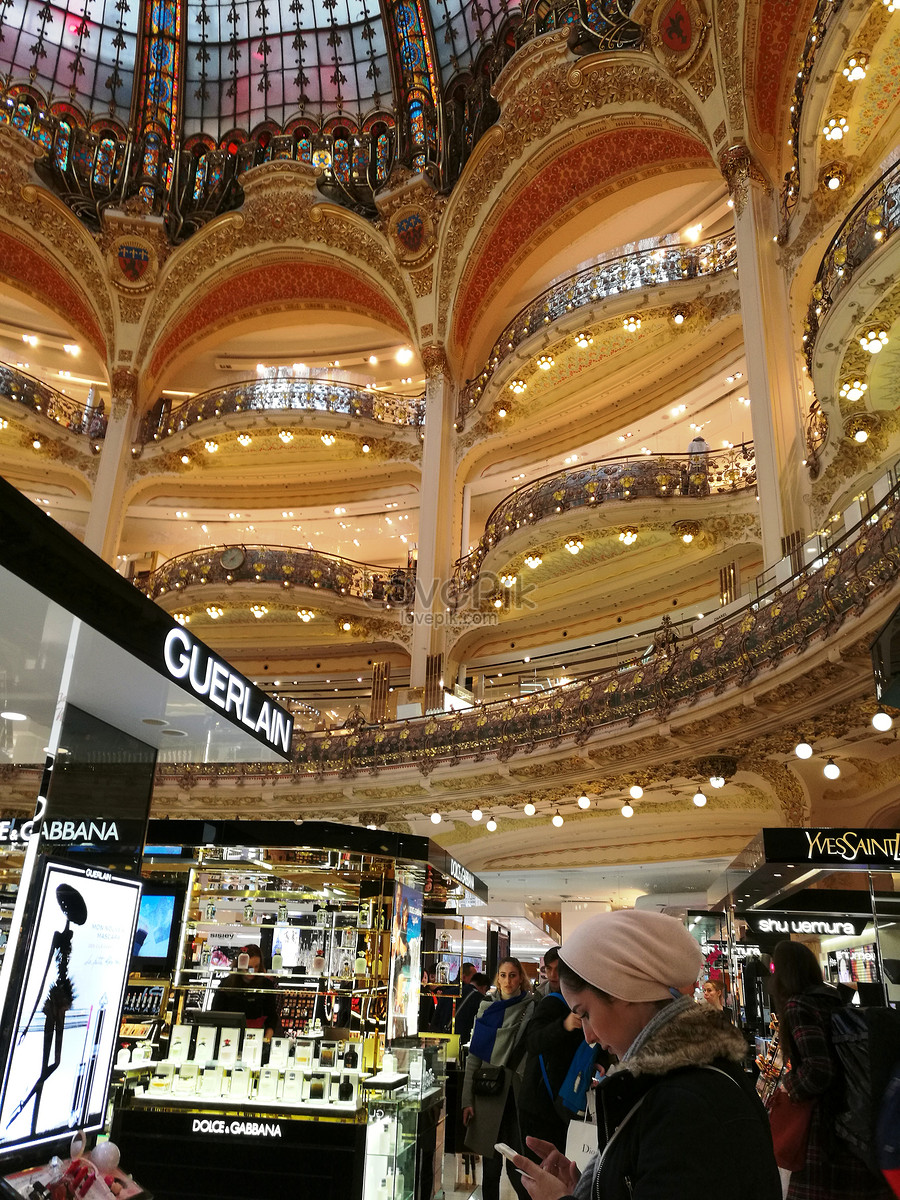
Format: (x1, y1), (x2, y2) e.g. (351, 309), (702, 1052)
(473, 1065), (506, 1097)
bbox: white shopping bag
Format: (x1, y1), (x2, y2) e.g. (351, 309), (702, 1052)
(564, 1089), (598, 1172)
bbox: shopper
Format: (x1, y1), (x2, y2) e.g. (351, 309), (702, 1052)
(770, 940), (892, 1200)
(520, 947), (596, 1156)
(702, 976), (725, 1010)
(461, 957), (535, 1200)
(454, 971), (489, 1044)
(512, 910), (781, 1200)
(211, 944), (281, 1039)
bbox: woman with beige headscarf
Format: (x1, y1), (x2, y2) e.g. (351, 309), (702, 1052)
(512, 910), (780, 1200)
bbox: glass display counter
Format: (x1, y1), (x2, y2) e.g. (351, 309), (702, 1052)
(362, 1046), (446, 1200)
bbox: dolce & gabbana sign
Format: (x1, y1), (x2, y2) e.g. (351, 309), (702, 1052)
(762, 828), (900, 868)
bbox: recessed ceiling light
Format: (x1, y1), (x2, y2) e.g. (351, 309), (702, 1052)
(0, 711), (27, 721)
(141, 718), (169, 727)
(161, 729), (189, 737)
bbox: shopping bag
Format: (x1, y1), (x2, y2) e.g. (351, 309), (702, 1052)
(564, 1090), (597, 1172)
(767, 1086), (813, 1173)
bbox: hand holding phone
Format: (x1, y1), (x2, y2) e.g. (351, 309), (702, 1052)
(495, 1142), (519, 1161)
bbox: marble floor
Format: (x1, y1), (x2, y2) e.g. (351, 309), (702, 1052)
(440, 1153), (520, 1200)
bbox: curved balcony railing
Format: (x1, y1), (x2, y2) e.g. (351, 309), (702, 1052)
(458, 232), (738, 424)
(803, 159), (900, 370)
(0, 363), (106, 439)
(288, 477), (900, 773)
(140, 376), (426, 444)
(452, 444), (756, 596)
(142, 543), (416, 606)
(780, 0), (848, 227)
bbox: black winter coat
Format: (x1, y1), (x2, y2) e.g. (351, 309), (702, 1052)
(564, 1004), (781, 1200)
(519, 993), (590, 1150)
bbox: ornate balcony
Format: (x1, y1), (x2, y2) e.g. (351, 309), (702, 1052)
(459, 232), (738, 425)
(451, 444), (756, 597)
(143, 543), (415, 607)
(288, 478), (900, 775)
(0, 363), (105, 440)
(139, 376), (426, 446)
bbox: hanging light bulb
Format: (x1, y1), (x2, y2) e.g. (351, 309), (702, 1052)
(552, 811), (564, 827)
(823, 759), (841, 780)
(794, 742), (813, 759)
(872, 711), (893, 732)
(471, 808), (483, 822)
(692, 791), (707, 807)
(621, 802), (634, 818)
(709, 775), (725, 789)
(577, 793), (590, 809)
(430, 812), (442, 824)
(524, 802), (536, 816)
(629, 784), (643, 800)
(486, 817), (498, 831)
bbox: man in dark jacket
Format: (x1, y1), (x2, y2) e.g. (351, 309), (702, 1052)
(519, 948), (595, 1157)
(454, 971), (489, 1044)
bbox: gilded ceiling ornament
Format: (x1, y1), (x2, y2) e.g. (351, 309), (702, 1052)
(687, 51), (718, 101)
(717, 143), (770, 215)
(740, 758), (808, 827)
(409, 265), (434, 297)
(648, 0), (711, 76)
(421, 342), (450, 380)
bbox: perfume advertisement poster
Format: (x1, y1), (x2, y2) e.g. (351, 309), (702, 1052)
(0, 860), (141, 1153)
(387, 881), (422, 1040)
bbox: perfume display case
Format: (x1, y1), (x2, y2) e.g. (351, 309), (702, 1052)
(112, 821), (485, 1200)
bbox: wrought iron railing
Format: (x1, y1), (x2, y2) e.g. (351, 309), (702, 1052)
(143, 544), (415, 606)
(0, 363), (105, 439)
(451, 444), (756, 596)
(780, 0), (848, 227)
(459, 232), (738, 423)
(139, 377), (426, 445)
(802, 158), (900, 370)
(288, 478), (900, 772)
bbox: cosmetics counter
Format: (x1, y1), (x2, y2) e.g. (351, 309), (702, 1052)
(110, 820), (486, 1200)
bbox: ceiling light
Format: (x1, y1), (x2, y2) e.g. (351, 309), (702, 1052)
(237, 433), (252, 446)
(577, 793), (590, 809)
(279, 430), (294, 443)
(823, 758), (840, 780)
(63, 343), (80, 355)
(492, 595), (503, 608)
(321, 433), (336, 446)
(860, 330), (888, 353)
(180, 454), (190, 464)
(618, 528), (637, 546)
(486, 817), (497, 831)
(341, 620), (352, 631)
(842, 54), (867, 81)
(497, 407), (507, 418)
(362, 443), (370, 453)
(471, 808), (483, 822)
(684, 223), (702, 243)
(629, 784), (643, 800)
(872, 711), (893, 732)
(297, 609), (314, 622)
(551, 811), (564, 827)
(621, 803), (634, 818)
(32, 438), (41, 450)
(430, 812), (441, 824)
(854, 428), (869, 443)
(500, 573), (517, 588)
(395, 347), (414, 365)
(0, 711), (27, 721)
(795, 741), (813, 759)
(565, 538), (583, 555)
(537, 354), (554, 370)
(692, 791), (707, 807)
(524, 802), (536, 816)
(22, 334), (38, 346)
(822, 116), (848, 141)
(672, 310), (685, 325)
(206, 606), (223, 619)
(525, 554), (542, 568)
(574, 332), (593, 348)
(822, 165), (845, 191)
(709, 775), (725, 789)
(250, 604), (268, 618)
(0, 418), (7, 431)
(204, 440), (218, 452)
(368, 355), (378, 365)
(173, 613), (189, 626)
(622, 315), (641, 333)
(509, 380), (526, 394)
(839, 380), (867, 402)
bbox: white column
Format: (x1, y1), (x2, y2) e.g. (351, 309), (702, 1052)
(721, 145), (808, 568)
(409, 347), (456, 689)
(83, 368), (138, 562)
(460, 482), (472, 557)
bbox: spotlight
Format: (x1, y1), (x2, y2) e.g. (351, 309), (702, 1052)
(552, 811), (564, 827)
(692, 791), (707, 807)
(794, 742), (813, 759)
(872, 711), (893, 732)
(577, 793), (590, 809)
(823, 758), (840, 780)
(621, 803), (634, 818)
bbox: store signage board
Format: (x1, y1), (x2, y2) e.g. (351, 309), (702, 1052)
(387, 880), (423, 1040)
(739, 912), (870, 938)
(0, 859), (141, 1155)
(762, 828), (900, 868)
(0, 816), (146, 849)
(162, 628), (292, 756)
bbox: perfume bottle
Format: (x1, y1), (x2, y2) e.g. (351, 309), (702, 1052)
(338, 1076), (354, 1102)
(205, 899), (216, 921)
(278, 902), (288, 922)
(243, 899), (253, 922)
(343, 1043), (359, 1069)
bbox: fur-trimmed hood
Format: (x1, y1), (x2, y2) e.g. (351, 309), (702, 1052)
(609, 1003), (747, 1079)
